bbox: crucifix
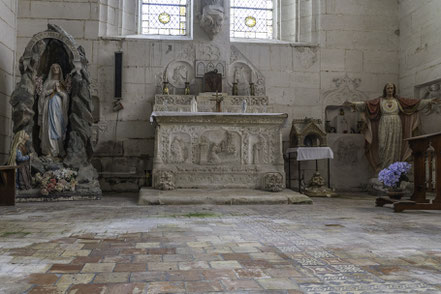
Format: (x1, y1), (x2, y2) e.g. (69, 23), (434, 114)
(210, 91), (224, 112)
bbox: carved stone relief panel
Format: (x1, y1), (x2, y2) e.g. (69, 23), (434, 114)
(165, 60), (194, 88)
(322, 74), (368, 107)
(169, 133), (191, 164)
(199, 130), (241, 165)
(229, 46), (266, 96)
(416, 80), (441, 113)
(196, 43), (221, 61)
(294, 47), (318, 69)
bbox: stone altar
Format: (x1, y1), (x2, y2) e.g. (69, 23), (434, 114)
(150, 94), (287, 192)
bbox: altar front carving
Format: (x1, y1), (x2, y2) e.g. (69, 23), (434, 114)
(151, 96), (286, 191)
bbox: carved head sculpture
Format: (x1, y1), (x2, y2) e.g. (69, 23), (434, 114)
(48, 63), (63, 81)
(200, 0), (225, 39)
(383, 82), (397, 98)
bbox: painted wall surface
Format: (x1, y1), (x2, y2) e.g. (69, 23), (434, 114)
(13, 0), (403, 191)
(399, 0), (441, 134)
(0, 0), (17, 163)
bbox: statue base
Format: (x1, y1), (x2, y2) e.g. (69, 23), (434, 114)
(16, 188), (101, 202)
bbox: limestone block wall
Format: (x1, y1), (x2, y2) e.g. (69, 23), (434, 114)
(0, 0), (17, 163)
(12, 0), (402, 191)
(399, 0), (441, 134)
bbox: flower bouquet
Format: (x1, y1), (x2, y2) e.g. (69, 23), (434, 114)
(34, 168), (78, 195)
(378, 162), (411, 199)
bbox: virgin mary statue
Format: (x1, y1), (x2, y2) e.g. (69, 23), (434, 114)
(38, 63), (69, 158)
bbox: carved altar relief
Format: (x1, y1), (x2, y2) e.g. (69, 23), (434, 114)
(169, 133), (191, 164)
(199, 130), (240, 165)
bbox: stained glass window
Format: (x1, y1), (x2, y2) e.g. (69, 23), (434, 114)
(141, 0), (189, 36)
(230, 0), (274, 39)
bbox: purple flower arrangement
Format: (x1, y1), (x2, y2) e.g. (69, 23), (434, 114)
(378, 161), (412, 189)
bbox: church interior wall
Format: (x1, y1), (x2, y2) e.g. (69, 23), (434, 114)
(0, 0), (17, 163)
(398, 0), (441, 134)
(7, 0), (439, 192)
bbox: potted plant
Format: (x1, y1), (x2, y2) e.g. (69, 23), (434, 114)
(378, 162), (412, 199)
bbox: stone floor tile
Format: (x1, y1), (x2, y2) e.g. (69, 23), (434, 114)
(48, 264), (84, 273)
(135, 242), (160, 248)
(257, 278), (300, 290)
(81, 262), (115, 273)
(106, 283), (147, 294)
(130, 271), (167, 282)
(102, 255), (133, 263)
(221, 278), (263, 291)
(202, 269), (237, 280)
(234, 268), (270, 279)
(133, 254), (162, 263)
(185, 280), (224, 293)
(222, 253), (252, 261)
(61, 249), (91, 257)
(147, 281), (186, 293)
(178, 261), (210, 270)
(113, 263), (147, 272)
(67, 283), (107, 294)
(163, 254), (194, 262)
(167, 270), (204, 281)
(93, 272), (130, 283)
(148, 261), (178, 271)
(27, 273), (59, 285)
(27, 285), (63, 294)
(56, 273), (95, 285)
(70, 256), (101, 264)
(210, 260), (242, 269)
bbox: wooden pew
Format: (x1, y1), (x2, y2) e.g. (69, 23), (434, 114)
(0, 166), (17, 206)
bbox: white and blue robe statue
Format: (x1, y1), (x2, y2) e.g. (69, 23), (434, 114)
(38, 64), (69, 158)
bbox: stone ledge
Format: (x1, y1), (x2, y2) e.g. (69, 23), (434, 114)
(138, 188), (312, 205)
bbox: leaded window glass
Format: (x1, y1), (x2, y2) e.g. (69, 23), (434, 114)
(141, 0), (189, 36)
(230, 0), (274, 39)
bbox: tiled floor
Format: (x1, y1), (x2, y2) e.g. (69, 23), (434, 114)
(1, 193), (441, 293)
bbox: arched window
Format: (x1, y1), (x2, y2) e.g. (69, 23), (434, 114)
(140, 0), (191, 36)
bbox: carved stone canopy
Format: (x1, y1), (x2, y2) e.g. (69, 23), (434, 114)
(290, 118), (327, 147)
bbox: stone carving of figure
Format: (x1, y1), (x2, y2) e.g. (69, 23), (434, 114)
(252, 142), (261, 164)
(200, 0), (225, 40)
(38, 63), (70, 158)
(170, 138), (185, 163)
(208, 143), (221, 164)
(7, 130), (32, 190)
(346, 82), (440, 171)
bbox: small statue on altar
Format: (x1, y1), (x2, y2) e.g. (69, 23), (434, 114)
(7, 130), (33, 190)
(37, 63), (70, 158)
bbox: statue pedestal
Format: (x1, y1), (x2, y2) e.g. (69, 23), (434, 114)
(150, 112), (287, 191)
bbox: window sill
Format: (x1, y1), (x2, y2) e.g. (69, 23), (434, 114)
(231, 38), (318, 47)
(100, 34), (193, 41)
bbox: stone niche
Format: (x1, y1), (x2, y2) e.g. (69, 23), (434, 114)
(9, 24), (101, 200)
(151, 111), (287, 191)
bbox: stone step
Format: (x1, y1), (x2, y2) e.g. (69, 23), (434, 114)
(138, 188), (312, 205)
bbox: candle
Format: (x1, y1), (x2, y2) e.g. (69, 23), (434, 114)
(185, 71), (188, 83)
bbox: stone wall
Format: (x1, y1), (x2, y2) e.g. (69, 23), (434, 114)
(399, 0), (441, 134)
(0, 0), (17, 163)
(13, 0), (402, 191)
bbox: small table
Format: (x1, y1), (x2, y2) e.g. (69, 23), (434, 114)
(0, 166), (17, 206)
(285, 147), (334, 193)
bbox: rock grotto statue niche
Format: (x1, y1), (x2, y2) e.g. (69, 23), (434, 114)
(8, 24), (101, 198)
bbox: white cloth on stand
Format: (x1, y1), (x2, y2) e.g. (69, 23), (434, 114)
(286, 147), (334, 161)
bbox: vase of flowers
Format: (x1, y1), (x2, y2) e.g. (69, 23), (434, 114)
(378, 162), (412, 199)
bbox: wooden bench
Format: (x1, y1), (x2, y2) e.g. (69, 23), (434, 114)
(0, 165), (17, 206)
